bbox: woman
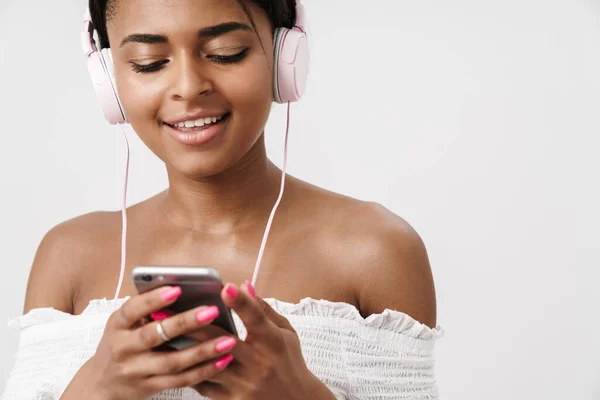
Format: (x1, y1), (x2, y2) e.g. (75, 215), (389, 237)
(2, 0), (441, 399)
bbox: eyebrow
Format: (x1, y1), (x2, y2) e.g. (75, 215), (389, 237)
(120, 33), (167, 48)
(199, 22), (252, 38)
(119, 22), (253, 48)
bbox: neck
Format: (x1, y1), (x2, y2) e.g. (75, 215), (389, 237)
(159, 136), (283, 235)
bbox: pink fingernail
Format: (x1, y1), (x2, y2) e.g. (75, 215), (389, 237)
(225, 284), (239, 299)
(215, 354), (234, 369)
(215, 337), (237, 353)
(196, 306), (219, 323)
(150, 311), (171, 321)
(160, 287), (182, 302)
(245, 280), (256, 298)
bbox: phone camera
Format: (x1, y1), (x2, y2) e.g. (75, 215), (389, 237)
(141, 274), (153, 282)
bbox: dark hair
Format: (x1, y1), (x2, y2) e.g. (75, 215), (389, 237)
(89, 0), (297, 49)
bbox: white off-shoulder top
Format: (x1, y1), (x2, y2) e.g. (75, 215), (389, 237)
(2, 297), (443, 399)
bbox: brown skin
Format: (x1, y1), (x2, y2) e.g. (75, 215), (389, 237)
(23, 0), (436, 398)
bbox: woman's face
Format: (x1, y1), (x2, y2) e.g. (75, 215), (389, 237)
(106, 0), (274, 178)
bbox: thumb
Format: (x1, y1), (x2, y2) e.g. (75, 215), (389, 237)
(256, 296), (295, 332)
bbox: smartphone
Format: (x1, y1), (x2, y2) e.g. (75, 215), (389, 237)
(131, 266), (238, 350)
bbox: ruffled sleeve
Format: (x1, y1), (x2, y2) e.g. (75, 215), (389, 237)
(1, 307), (112, 400)
(265, 298), (443, 400)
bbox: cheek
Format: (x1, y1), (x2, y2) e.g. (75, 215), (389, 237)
(225, 59), (274, 126)
(115, 73), (166, 152)
(118, 77), (163, 125)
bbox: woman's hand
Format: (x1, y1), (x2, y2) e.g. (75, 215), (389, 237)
(193, 282), (336, 400)
(61, 286), (236, 400)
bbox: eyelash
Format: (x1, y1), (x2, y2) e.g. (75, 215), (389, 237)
(130, 60), (169, 73)
(208, 48), (250, 64)
(130, 48), (250, 73)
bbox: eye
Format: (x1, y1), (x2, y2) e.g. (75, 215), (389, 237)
(207, 48), (250, 64)
(130, 60), (169, 73)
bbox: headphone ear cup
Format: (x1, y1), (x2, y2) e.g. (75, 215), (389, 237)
(86, 48), (127, 124)
(273, 27), (309, 104)
(100, 48), (127, 124)
(272, 28), (286, 103)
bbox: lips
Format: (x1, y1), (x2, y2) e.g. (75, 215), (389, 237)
(164, 113), (230, 145)
(165, 114), (226, 130)
(163, 110), (229, 126)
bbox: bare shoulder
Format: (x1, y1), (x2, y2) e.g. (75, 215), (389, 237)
(350, 202), (437, 328)
(296, 184), (437, 327)
(23, 210), (123, 314)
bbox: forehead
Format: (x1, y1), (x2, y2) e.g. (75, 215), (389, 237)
(107, 0), (261, 36)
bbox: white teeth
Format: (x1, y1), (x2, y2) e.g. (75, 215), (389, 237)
(174, 115), (224, 129)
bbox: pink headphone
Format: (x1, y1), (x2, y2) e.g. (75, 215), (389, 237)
(81, 1), (310, 125)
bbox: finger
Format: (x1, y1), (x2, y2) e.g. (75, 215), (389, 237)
(146, 354), (234, 393)
(232, 280), (292, 329)
(221, 282), (273, 338)
(140, 334), (238, 376)
(109, 286), (183, 330)
(182, 323), (229, 343)
(184, 327), (254, 367)
(133, 305), (221, 351)
(204, 359), (245, 387)
(255, 296), (295, 331)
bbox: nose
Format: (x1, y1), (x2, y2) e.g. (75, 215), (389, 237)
(169, 53), (212, 101)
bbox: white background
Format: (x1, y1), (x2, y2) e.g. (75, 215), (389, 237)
(1, 0), (599, 399)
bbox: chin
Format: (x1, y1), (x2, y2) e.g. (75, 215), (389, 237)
(139, 116), (264, 179)
(165, 151), (239, 179)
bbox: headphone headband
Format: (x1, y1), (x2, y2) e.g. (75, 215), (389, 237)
(294, 0), (307, 33)
(81, 8), (97, 57)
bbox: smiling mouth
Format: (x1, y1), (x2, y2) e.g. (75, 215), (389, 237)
(164, 113), (231, 132)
